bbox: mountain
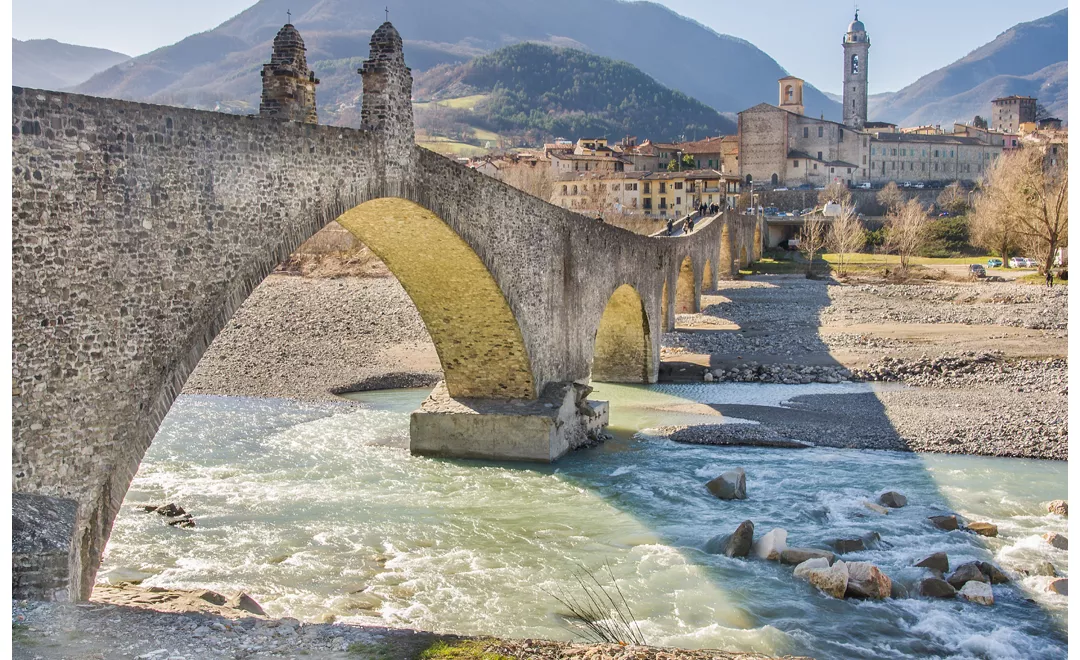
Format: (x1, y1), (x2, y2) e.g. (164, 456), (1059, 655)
(412, 43), (736, 143)
(13, 38), (131, 90)
(74, 0), (840, 123)
(869, 9), (1067, 127)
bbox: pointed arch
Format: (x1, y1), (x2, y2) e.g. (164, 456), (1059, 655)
(703, 259), (714, 291)
(739, 246), (748, 269)
(719, 222), (734, 279)
(336, 198), (534, 399)
(591, 284), (652, 383)
(661, 280), (670, 332)
(675, 255), (696, 314)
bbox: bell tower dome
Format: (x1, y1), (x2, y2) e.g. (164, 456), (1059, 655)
(842, 11), (869, 130)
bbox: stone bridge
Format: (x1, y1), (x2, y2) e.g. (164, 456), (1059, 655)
(11, 22), (764, 601)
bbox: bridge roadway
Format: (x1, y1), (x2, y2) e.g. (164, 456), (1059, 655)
(11, 21), (764, 601)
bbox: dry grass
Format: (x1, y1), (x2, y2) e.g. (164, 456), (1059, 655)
(277, 224), (389, 278)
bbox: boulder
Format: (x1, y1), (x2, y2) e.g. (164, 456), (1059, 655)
(863, 502), (890, 515)
(751, 528), (787, 561)
(226, 592), (266, 616)
(947, 562), (989, 590)
(1047, 578), (1068, 596)
(878, 491), (907, 508)
(155, 503), (186, 518)
(793, 557), (830, 579)
(830, 538), (865, 554)
(928, 515), (959, 531)
(706, 468), (747, 500)
(919, 577), (956, 599)
(845, 561), (892, 599)
(1044, 532), (1068, 550)
(806, 561), (849, 598)
(1031, 561), (1057, 577)
(890, 581), (909, 599)
(195, 590), (227, 606)
(958, 580), (994, 606)
(780, 548), (836, 566)
(914, 552), (949, 575)
(167, 515), (196, 528)
(966, 522), (998, 537)
(862, 531), (883, 548)
(704, 520), (754, 558)
(975, 561), (1010, 584)
(1046, 500), (1068, 517)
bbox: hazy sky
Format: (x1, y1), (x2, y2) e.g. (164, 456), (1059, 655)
(11, 0), (1068, 94)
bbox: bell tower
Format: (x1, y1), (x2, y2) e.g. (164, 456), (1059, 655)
(259, 23), (319, 124)
(842, 11), (869, 130)
(778, 76), (805, 116)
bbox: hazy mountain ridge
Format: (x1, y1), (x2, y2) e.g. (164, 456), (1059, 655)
(869, 8), (1067, 127)
(73, 0), (840, 122)
(13, 38), (131, 90)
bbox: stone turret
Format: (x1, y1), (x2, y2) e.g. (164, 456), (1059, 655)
(359, 22), (414, 166)
(260, 23), (319, 124)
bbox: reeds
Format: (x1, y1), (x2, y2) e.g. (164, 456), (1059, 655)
(545, 562), (646, 647)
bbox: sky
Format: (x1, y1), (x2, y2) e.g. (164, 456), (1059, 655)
(11, 0), (1068, 94)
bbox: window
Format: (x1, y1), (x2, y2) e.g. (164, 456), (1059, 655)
(659, 199), (667, 209)
(922, 150), (926, 157)
(830, 168), (835, 174)
(891, 149), (897, 156)
(839, 128), (844, 142)
(852, 54), (859, 74)
(644, 183), (651, 194)
(862, 155), (866, 164)
(674, 182), (683, 190)
(935, 163), (939, 171)
(891, 162), (895, 169)
(813, 163), (818, 170)
(793, 160), (799, 167)
(628, 183), (637, 191)
(561, 185), (567, 194)
(660, 182), (667, 193)
(610, 183), (619, 191)
(572, 185), (578, 195)
(817, 151), (823, 160)
(900, 149), (906, 156)
(676, 197), (681, 205)
(933, 150), (939, 157)
(818, 126), (824, 138)
(804, 127), (809, 138)
(863, 137), (868, 147)
(950, 150), (955, 158)
(847, 168), (852, 174)
(600, 184), (607, 192)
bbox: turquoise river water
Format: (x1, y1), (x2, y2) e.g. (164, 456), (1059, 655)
(101, 383), (1068, 659)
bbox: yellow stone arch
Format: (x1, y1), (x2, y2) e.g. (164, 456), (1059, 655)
(675, 255), (696, 314)
(660, 280), (670, 332)
(591, 284), (651, 383)
(703, 259), (714, 291)
(336, 198), (534, 399)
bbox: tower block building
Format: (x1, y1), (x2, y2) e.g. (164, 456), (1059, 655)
(260, 23), (320, 124)
(842, 12), (869, 130)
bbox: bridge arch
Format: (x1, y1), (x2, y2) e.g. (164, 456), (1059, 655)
(590, 284), (652, 383)
(336, 198), (534, 399)
(675, 255), (697, 314)
(702, 258), (714, 292)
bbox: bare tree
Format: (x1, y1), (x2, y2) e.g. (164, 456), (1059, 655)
(970, 189), (1018, 266)
(973, 146), (1067, 274)
(818, 181), (852, 207)
(936, 182), (968, 215)
(500, 162), (554, 201)
(798, 215), (829, 276)
(826, 203), (864, 276)
(884, 198), (931, 270)
(877, 181), (904, 215)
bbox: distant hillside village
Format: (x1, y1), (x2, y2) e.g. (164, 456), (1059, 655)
(464, 12), (1067, 229)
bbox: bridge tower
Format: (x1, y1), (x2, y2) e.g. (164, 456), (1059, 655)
(259, 23), (320, 124)
(359, 22), (415, 170)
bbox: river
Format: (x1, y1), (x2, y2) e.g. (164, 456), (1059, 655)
(100, 383), (1068, 659)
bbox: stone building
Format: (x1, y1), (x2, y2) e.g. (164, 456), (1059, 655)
(679, 136), (727, 171)
(842, 12), (870, 130)
(259, 23), (319, 124)
(991, 95), (1037, 133)
(868, 133), (999, 184)
(551, 168), (739, 217)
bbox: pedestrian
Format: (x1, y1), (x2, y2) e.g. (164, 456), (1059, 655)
(666, 219), (674, 235)
(1046, 270), (1054, 288)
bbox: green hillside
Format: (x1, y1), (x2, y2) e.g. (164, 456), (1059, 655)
(413, 43), (736, 142)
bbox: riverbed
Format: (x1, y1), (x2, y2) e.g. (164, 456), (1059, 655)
(100, 383), (1068, 659)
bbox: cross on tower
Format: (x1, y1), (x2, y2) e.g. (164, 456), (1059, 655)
(385, 6), (390, 21)
(287, 9), (291, 23)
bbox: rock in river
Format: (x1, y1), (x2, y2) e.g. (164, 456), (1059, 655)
(793, 557), (830, 579)
(1047, 578), (1068, 595)
(706, 468), (747, 500)
(226, 592), (266, 616)
(959, 580), (994, 606)
(1044, 532), (1068, 550)
(947, 562), (989, 590)
(781, 548), (836, 566)
(878, 491), (907, 508)
(806, 560), (849, 598)
(1046, 500), (1068, 517)
(705, 520), (754, 558)
(914, 552), (949, 575)
(830, 537), (865, 554)
(975, 561), (1010, 584)
(928, 515), (959, 531)
(919, 577), (956, 599)
(966, 522), (998, 537)
(752, 528), (787, 561)
(845, 561), (892, 599)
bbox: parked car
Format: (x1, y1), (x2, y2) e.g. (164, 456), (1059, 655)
(968, 264), (986, 279)
(1008, 257), (1028, 268)
(913, 183), (926, 189)
(986, 258), (1003, 268)
(1026, 258), (1040, 268)
(857, 182), (871, 189)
